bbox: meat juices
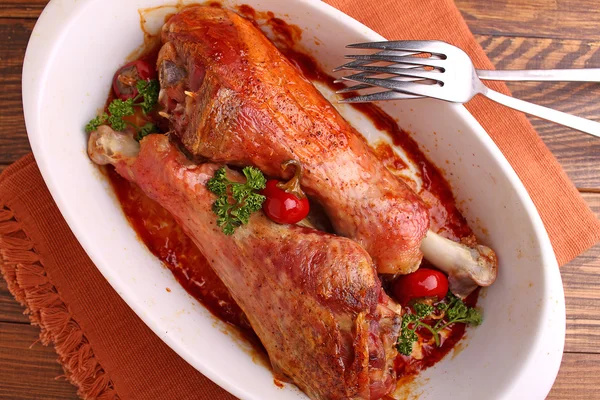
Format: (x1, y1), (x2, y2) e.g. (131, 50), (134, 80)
(156, 6), (430, 275)
(88, 130), (401, 400)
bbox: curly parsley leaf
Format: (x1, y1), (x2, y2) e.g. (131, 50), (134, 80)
(86, 97), (134, 133)
(438, 292), (482, 329)
(106, 116), (125, 132)
(85, 79), (161, 136)
(85, 113), (108, 133)
(217, 217), (239, 236)
(243, 166), (267, 190)
(397, 317), (419, 356)
(245, 192), (266, 213)
(207, 168), (228, 196)
(207, 166), (267, 235)
(108, 98), (135, 117)
(414, 303), (434, 319)
(232, 183), (252, 202)
(466, 308), (483, 325)
(397, 307), (439, 356)
(397, 293), (483, 357)
(136, 80), (160, 114)
(136, 123), (159, 141)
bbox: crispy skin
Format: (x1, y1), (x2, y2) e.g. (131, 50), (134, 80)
(157, 6), (430, 274)
(105, 134), (401, 400)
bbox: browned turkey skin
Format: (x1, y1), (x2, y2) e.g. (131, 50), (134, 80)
(156, 6), (430, 275)
(88, 129), (402, 400)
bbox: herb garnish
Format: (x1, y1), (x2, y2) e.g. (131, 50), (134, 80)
(207, 166), (267, 235)
(85, 79), (160, 140)
(397, 292), (482, 356)
(136, 122), (160, 141)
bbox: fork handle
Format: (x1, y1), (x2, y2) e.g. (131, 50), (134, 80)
(476, 68), (600, 82)
(482, 88), (600, 138)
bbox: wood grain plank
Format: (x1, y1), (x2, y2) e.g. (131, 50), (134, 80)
(0, 322), (78, 400)
(5, 0), (600, 40)
(477, 34), (600, 188)
(0, 279), (29, 324)
(0, 1), (45, 19)
(563, 249), (600, 354)
(561, 193), (600, 353)
(0, 18), (34, 163)
(456, 0), (600, 40)
(9, 0), (600, 40)
(563, 258), (600, 353)
(547, 352), (600, 399)
(0, 162), (28, 324)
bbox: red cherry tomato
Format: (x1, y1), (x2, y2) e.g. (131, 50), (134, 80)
(262, 180), (310, 224)
(392, 268), (449, 305)
(112, 60), (156, 101)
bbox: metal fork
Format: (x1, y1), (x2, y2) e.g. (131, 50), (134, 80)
(335, 40), (600, 138)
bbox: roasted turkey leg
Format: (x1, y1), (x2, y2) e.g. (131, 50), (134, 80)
(88, 127), (402, 400)
(156, 6), (430, 275)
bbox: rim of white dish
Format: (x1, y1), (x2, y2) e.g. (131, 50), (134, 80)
(21, 0), (565, 399)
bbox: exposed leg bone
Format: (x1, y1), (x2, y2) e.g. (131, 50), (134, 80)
(420, 230), (498, 299)
(87, 125), (139, 166)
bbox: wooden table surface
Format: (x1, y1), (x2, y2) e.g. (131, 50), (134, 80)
(1, 0), (599, 398)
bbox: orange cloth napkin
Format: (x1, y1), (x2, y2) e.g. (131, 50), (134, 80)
(1, 1), (598, 399)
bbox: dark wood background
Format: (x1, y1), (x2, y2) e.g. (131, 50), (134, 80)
(1, 0), (599, 398)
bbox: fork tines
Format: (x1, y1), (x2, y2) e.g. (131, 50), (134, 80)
(338, 91), (423, 103)
(335, 40), (449, 103)
(346, 40), (449, 55)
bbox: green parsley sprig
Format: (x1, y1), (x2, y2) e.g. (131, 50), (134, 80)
(136, 122), (160, 141)
(207, 167), (267, 235)
(397, 292), (482, 356)
(85, 79), (160, 140)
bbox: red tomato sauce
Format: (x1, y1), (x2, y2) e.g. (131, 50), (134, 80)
(106, 166), (258, 341)
(103, 3), (480, 382)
